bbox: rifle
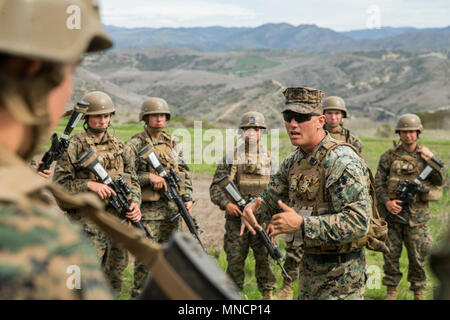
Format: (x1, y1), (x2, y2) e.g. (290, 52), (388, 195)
(139, 144), (207, 252)
(38, 102), (88, 172)
(78, 149), (151, 239)
(217, 175), (292, 281)
(386, 157), (444, 225)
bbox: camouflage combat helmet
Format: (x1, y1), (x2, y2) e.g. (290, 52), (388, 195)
(139, 97), (171, 121)
(0, 0), (112, 63)
(82, 91), (116, 116)
(395, 113), (423, 134)
(239, 111), (266, 129)
(282, 87), (324, 115)
(323, 96), (348, 118)
(0, 0), (112, 158)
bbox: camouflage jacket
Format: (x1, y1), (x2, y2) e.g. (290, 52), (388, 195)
(210, 143), (275, 218)
(53, 130), (141, 215)
(254, 133), (371, 251)
(324, 125), (362, 155)
(0, 144), (113, 299)
(374, 144), (447, 225)
(126, 129), (192, 201)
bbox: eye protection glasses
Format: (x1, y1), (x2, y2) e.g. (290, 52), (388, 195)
(283, 112), (317, 123)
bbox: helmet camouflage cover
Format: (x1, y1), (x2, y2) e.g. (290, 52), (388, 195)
(323, 96), (348, 118)
(282, 87), (324, 115)
(82, 91), (115, 116)
(139, 97), (171, 121)
(0, 0), (112, 63)
(0, 0), (112, 158)
(239, 111), (266, 129)
(395, 113), (423, 134)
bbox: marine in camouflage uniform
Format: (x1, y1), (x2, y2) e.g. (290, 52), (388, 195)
(242, 87), (372, 300)
(322, 96), (362, 154)
(209, 111), (277, 300)
(125, 98), (193, 297)
(0, 147), (114, 299)
(0, 0), (114, 299)
(375, 114), (447, 300)
(53, 91), (142, 297)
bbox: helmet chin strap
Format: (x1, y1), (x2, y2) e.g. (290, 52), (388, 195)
(83, 119), (110, 134)
(146, 123), (165, 133)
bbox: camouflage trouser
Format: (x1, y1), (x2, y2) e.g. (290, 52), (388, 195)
(382, 222), (432, 290)
(131, 215), (181, 298)
(83, 222), (128, 298)
(223, 218), (276, 293)
(283, 241), (304, 284)
(299, 250), (366, 300)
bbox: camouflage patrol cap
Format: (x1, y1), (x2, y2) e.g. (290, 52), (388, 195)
(0, 0), (112, 63)
(239, 111), (266, 129)
(139, 98), (171, 121)
(323, 96), (348, 118)
(282, 87), (324, 115)
(395, 113), (423, 134)
(82, 91), (116, 116)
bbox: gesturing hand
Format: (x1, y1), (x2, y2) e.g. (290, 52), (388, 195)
(240, 197), (263, 236)
(271, 200), (303, 237)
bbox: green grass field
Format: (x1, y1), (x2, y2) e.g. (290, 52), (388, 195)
(48, 121), (449, 300)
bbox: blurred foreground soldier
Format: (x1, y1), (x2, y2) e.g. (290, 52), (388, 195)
(430, 230), (450, 300)
(209, 111), (277, 300)
(375, 113), (447, 300)
(126, 97), (193, 297)
(322, 96), (362, 154)
(53, 91), (142, 297)
(241, 87), (376, 300)
(0, 0), (114, 298)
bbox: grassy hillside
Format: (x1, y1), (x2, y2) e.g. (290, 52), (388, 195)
(77, 48), (450, 129)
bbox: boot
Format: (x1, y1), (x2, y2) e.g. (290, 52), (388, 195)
(385, 286), (398, 300)
(261, 289), (273, 300)
(275, 281), (294, 300)
(414, 288), (425, 300)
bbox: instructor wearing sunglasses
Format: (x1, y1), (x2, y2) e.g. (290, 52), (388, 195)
(241, 86), (373, 300)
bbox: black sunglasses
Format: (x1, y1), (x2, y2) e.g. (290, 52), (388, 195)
(283, 112), (316, 123)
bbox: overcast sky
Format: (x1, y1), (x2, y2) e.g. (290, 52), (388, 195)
(100, 0), (449, 31)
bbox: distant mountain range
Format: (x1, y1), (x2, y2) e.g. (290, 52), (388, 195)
(105, 24), (450, 52)
(75, 46), (450, 127)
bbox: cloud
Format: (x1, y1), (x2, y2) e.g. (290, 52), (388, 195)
(101, 1), (258, 28)
(99, 0), (450, 30)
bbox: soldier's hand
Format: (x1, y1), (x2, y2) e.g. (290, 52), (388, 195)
(37, 169), (51, 179)
(37, 161), (52, 179)
(184, 200), (193, 213)
(266, 223), (276, 243)
(385, 199), (402, 215)
(240, 197), (263, 236)
(271, 200), (303, 237)
(239, 218), (248, 236)
(126, 202), (142, 222)
(87, 181), (116, 200)
(149, 173), (167, 191)
(418, 146), (433, 158)
(225, 203), (242, 217)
